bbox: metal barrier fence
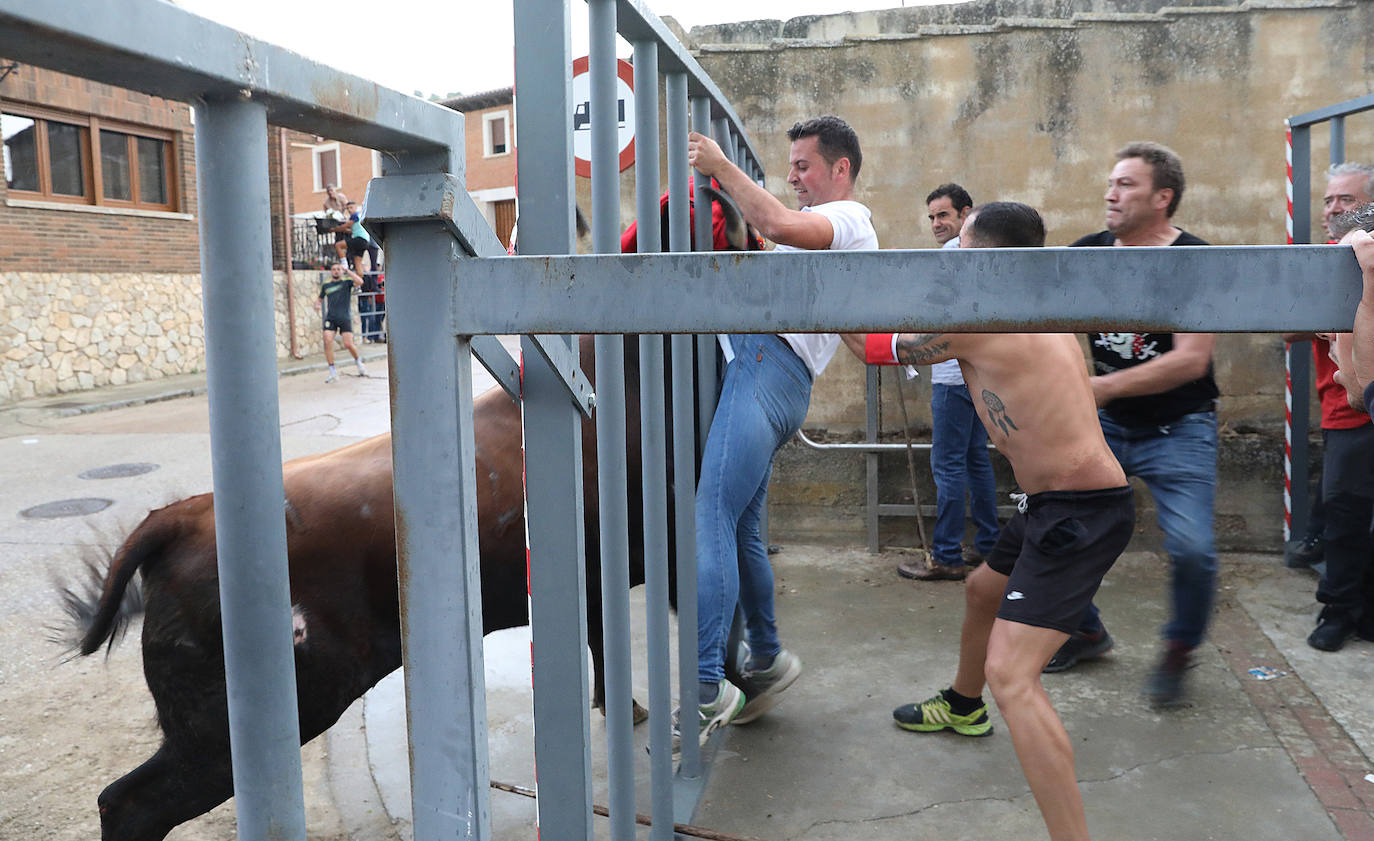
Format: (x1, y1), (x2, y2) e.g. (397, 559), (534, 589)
(1283, 93), (1374, 543)
(3, 2), (1370, 841)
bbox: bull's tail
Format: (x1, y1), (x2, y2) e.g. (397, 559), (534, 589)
(56, 515), (173, 657)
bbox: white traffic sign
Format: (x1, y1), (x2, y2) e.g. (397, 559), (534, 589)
(571, 55), (635, 177)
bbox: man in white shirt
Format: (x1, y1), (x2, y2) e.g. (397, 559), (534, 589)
(906, 183), (1001, 581)
(681, 116), (878, 752)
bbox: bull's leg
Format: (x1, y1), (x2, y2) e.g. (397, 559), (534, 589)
(586, 599), (650, 725)
(97, 744), (233, 841)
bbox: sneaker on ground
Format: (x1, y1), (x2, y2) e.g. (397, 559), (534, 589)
(356, 361), (367, 377)
(670, 680), (744, 759)
(961, 544), (987, 567)
(1142, 643), (1193, 708)
(1043, 627), (1114, 673)
(897, 555), (967, 581)
(892, 690), (992, 737)
(733, 649), (802, 725)
(324, 371), (338, 384)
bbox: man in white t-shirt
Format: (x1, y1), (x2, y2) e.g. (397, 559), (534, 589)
(681, 116), (878, 752)
(904, 183), (1001, 581)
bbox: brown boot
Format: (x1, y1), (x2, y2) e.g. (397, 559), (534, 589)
(897, 556), (967, 581)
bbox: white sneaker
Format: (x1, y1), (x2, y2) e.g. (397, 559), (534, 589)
(670, 680), (745, 759)
(733, 649), (802, 724)
(324, 371), (338, 383)
(356, 360), (367, 377)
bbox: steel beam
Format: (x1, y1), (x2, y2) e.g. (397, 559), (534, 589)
(452, 245), (1364, 335)
(0, 0), (463, 172)
(360, 173), (505, 258)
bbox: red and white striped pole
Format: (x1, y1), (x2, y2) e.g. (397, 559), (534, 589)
(1283, 121), (1294, 541)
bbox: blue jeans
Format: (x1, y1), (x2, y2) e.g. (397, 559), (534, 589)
(930, 383), (1000, 563)
(1080, 410), (1218, 647)
(697, 335), (812, 684)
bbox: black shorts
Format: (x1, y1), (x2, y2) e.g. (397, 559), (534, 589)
(347, 236), (371, 259)
(986, 485), (1135, 633)
(322, 310), (353, 333)
(333, 231), (348, 243)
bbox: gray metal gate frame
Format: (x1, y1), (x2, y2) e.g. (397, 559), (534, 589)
(1284, 92), (1374, 543)
(3, 3), (1370, 841)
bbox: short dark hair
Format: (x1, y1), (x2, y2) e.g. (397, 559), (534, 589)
(965, 202), (1046, 248)
(925, 183), (973, 211)
(787, 115), (862, 180)
(1116, 141), (1185, 217)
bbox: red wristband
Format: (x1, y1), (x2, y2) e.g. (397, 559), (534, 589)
(865, 333), (898, 365)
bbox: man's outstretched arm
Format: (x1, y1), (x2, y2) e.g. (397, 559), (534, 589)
(841, 333), (957, 366)
(687, 131), (835, 250)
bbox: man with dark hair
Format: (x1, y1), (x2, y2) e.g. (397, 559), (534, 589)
(314, 261), (366, 383)
(682, 116), (877, 752)
(901, 181), (1001, 582)
(848, 202), (1133, 841)
(1046, 142), (1218, 709)
(785, 114), (863, 180)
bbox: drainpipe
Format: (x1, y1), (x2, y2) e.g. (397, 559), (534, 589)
(278, 128), (303, 358)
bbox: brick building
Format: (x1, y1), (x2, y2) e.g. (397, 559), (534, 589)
(443, 87), (517, 249)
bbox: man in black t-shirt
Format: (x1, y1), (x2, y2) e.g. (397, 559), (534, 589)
(1044, 142), (1220, 709)
(315, 261), (366, 383)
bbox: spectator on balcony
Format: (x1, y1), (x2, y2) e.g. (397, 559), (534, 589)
(344, 200), (379, 277)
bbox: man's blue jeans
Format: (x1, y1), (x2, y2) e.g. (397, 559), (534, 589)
(930, 383), (1000, 564)
(696, 335), (812, 685)
(1080, 410), (1218, 648)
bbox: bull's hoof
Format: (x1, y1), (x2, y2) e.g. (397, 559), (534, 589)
(593, 698), (650, 725)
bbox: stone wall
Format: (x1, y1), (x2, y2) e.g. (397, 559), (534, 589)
(679, 0), (1371, 551)
(2, 269), (339, 404)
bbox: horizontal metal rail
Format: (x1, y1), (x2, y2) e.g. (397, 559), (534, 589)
(0, 0), (466, 173)
(451, 245), (1363, 335)
(1288, 91), (1374, 128)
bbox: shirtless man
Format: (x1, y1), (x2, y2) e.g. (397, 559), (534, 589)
(844, 201), (1134, 841)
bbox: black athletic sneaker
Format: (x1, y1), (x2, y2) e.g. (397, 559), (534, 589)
(1043, 628), (1114, 673)
(1143, 642), (1194, 708)
(1283, 535), (1323, 569)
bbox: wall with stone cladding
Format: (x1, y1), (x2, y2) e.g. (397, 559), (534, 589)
(0, 269), (343, 405)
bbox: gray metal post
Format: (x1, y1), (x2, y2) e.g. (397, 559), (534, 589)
(515, 1), (594, 838)
(589, 3), (636, 839)
(865, 366), (880, 554)
(195, 96), (305, 841)
(1331, 116), (1345, 167)
(691, 96), (719, 448)
(665, 71), (703, 778)
(1289, 123), (1313, 542)
(386, 223), (491, 841)
(632, 38), (674, 839)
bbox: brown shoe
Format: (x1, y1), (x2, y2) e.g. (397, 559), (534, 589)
(897, 556), (967, 581)
(961, 545), (986, 567)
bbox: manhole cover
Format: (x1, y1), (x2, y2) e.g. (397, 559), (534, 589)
(79, 463), (160, 480)
(20, 498), (114, 519)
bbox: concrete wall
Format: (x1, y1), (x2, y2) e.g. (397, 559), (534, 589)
(679, 0), (1372, 551)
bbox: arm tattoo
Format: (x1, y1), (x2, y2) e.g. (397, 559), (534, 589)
(982, 388), (1020, 436)
(894, 333), (951, 365)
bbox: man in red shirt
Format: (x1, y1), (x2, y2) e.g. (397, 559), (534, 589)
(1285, 163), (1374, 649)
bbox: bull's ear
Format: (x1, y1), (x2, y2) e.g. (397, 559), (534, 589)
(696, 183), (748, 251)
(574, 204), (591, 240)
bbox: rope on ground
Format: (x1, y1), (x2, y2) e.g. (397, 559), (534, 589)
(489, 779), (773, 841)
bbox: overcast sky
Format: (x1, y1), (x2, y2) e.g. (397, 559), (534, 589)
(176, 0), (959, 99)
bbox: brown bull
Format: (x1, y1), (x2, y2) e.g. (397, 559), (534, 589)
(67, 189), (762, 841)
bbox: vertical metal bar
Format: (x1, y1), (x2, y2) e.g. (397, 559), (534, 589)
(633, 39), (674, 840)
(1289, 123), (1312, 542)
(1331, 115), (1346, 166)
(865, 366), (880, 554)
(524, 336), (594, 841)
(590, 0), (620, 255)
(195, 96), (305, 841)
(690, 96), (718, 449)
(514, 2), (594, 839)
(665, 71), (703, 780)
(589, 4), (636, 840)
(710, 116), (731, 161)
(386, 223), (490, 841)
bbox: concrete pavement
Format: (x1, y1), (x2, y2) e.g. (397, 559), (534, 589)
(5, 350), (1373, 841)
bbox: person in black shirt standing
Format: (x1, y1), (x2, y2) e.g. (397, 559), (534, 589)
(1045, 142), (1219, 709)
(315, 261), (367, 383)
